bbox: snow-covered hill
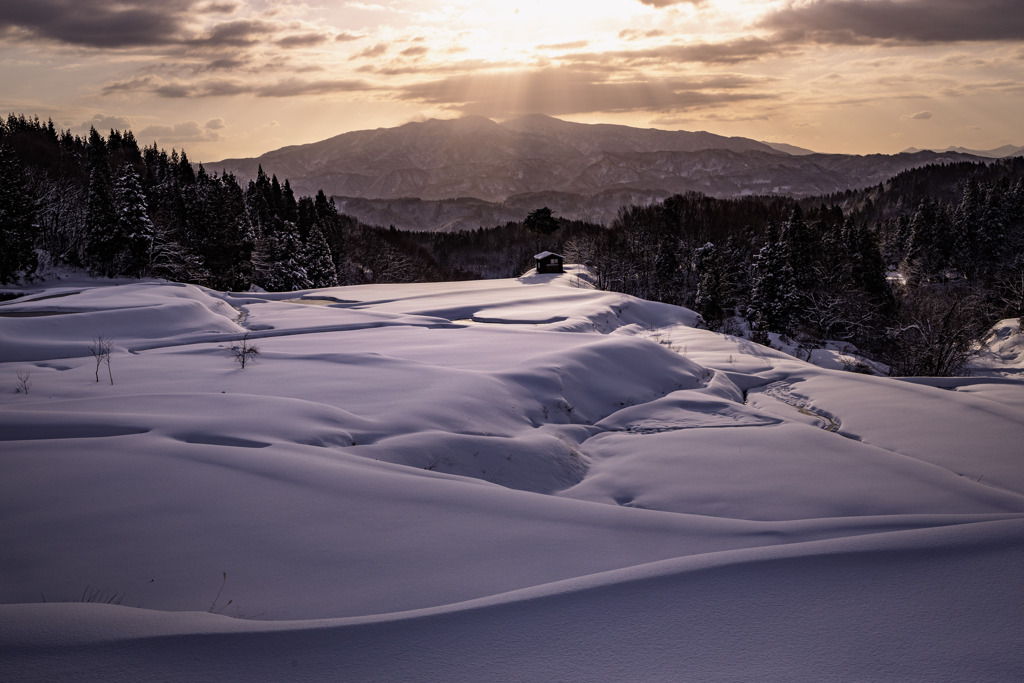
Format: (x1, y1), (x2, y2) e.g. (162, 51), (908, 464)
(2, 270), (1023, 680)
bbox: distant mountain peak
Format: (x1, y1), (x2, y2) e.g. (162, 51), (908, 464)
(901, 144), (1023, 158)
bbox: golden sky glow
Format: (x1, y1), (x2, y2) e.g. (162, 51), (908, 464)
(1, 0), (1022, 160)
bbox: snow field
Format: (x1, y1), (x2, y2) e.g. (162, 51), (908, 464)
(1, 267), (1023, 680)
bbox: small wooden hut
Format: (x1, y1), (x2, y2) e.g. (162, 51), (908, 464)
(534, 251), (565, 274)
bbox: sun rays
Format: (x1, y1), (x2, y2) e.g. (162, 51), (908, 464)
(0, 0), (1021, 157)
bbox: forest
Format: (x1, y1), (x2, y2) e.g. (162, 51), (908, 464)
(2, 113), (1023, 376)
(0, 114), (451, 293)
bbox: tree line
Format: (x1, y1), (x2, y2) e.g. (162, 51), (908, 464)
(562, 160), (1024, 375)
(0, 114), (452, 290)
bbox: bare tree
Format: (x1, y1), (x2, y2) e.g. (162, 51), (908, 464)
(209, 571), (233, 614)
(883, 287), (990, 377)
(993, 268), (1024, 327)
(28, 172), (87, 265)
(227, 332), (260, 369)
(15, 370), (31, 394)
(89, 334), (114, 384)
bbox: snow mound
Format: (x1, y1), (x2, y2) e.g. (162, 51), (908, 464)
(0, 281), (243, 361)
(971, 318), (1024, 376)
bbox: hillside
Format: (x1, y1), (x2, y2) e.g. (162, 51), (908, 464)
(2, 271), (1023, 680)
(211, 114), (781, 203)
(209, 115), (995, 230)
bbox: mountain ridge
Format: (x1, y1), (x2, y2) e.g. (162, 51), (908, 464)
(209, 115), (788, 201)
(902, 144), (1024, 158)
(207, 115), (1006, 230)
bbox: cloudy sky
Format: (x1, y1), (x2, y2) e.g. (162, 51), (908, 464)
(1, 0), (1022, 160)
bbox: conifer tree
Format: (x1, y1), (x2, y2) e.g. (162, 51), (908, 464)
(112, 163), (153, 276)
(84, 145), (118, 276)
(748, 223), (797, 335)
(311, 189), (348, 275)
(524, 206), (560, 252)
(976, 180), (1009, 283)
(183, 168), (253, 291)
(303, 223), (339, 288)
(781, 206), (819, 294)
(693, 242), (728, 329)
(0, 144), (38, 282)
(295, 195), (338, 288)
(253, 220), (311, 291)
(245, 172), (273, 237)
(280, 179), (299, 224)
(952, 181), (982, 280)
(145, 146), (202, 282)
(902, 199), (951, 283)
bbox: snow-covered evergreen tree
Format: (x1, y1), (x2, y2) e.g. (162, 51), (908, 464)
(184, 167), (253, 291)
(902, 199), (951, 283)
(253, 221), (311, 292)
(748, 223), (797, 334)
(84, 154), (118, 277)
(693, 242), (728, 329)
(112, 163), (153, 277)
(781, 206), (819, 294)
(0, 145), (38, 283)
(976, 180), (1010, 283)
(303, 224), (338, 288)
(952, 181), (982, 280)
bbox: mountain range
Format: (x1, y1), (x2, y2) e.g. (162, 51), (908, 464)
(902, 144), (1024, 158)
(210, 115), (1014, 231)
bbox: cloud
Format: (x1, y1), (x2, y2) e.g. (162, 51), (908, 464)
(137, 120), (221, 142)
(126, 118), (270, 150)
(356, 57), (522, 78)
(651, 37), (795, 64)
(0, 0), (196, 48)
(0, 1), (322, 55)
(650, 109), (779, 127)
(902, 111), (933, 120)
(335, 31), (363, 42)
(760, 0), (1024, 45)
(565, 37), (798, 67)
(206, 57), (250, 70)
(253, 77), (374, 97)
(637, 0), (705, 7)
(618, 29), (665, 41)
(351, 43), (388, 59)
(400, 45), (429, 57)
(396, 68), (774, 118)
(127, 76), (375, 98)
(276, 31), (331, 48)
(198, 1), (239, 12)
(538, 40), (589, 51)
(939, 79), (1024, 96)
(82, 114), (133, 132)
(188, 18), (277, 48)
